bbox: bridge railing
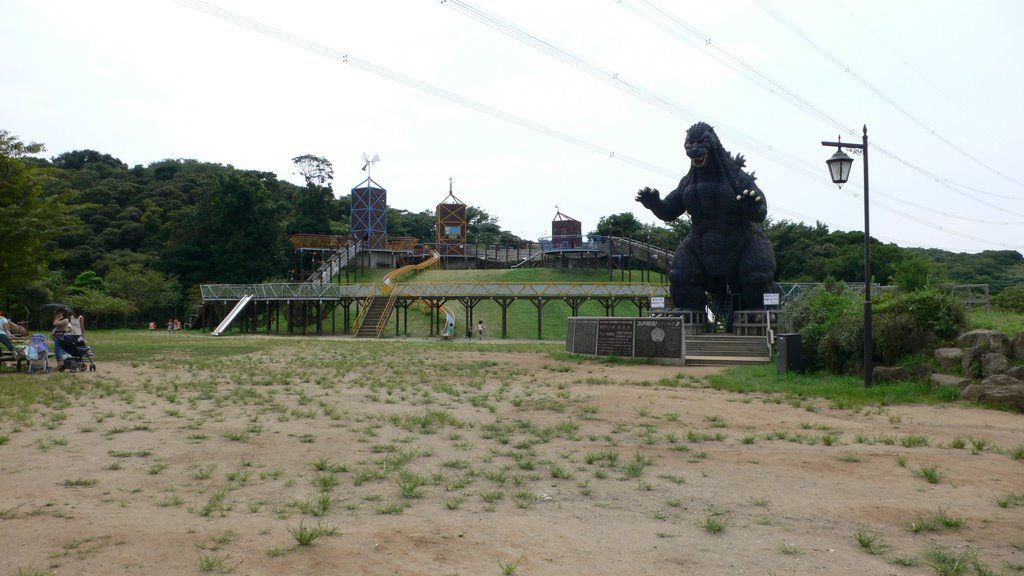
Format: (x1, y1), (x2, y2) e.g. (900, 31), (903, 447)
(201, 282), (670, 301)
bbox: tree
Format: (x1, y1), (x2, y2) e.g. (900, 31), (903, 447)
(889, 254), (934, 292)
(388, 208), (435, 242)
(71, 270), (107, 294)
(0, 130), (76, 299)
(286, 186), (333, 235)
(107, 263), (182, 322)
(592, 212), (644, 239)
(291, 154), (333, 189)
(467, 206), (504, 245)
(67, 289), (131, 329)
(199, 170), (286, 283)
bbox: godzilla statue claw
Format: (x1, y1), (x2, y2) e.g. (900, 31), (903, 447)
(636, 122), (780, 327)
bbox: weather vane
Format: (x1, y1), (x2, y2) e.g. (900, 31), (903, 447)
(361, 152), (381, 180)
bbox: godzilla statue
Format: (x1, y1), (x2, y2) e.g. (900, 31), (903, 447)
(636, 122), (780, 326)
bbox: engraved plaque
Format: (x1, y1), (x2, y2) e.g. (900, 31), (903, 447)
(595, 319), (634, 357)
(634, 318), (683, 359)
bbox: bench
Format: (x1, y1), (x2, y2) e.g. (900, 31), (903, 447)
(1, 334), (28, 372)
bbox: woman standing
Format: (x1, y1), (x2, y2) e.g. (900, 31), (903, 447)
(69, 309), (85, 337)
(52, 310), (71, 362)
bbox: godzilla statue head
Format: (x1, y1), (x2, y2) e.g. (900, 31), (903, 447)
(684, 122), (720, 169)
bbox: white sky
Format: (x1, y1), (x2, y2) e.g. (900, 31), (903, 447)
(3, 0), (1022, 254)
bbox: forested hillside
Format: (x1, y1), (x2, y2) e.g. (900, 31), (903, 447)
(2, 130), (1022, 326)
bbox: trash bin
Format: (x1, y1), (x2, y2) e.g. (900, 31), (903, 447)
(777, 333), (803, 375)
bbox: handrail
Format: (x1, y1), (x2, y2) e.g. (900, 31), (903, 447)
(290, 233), (355, 250)
(201, 281), (669, 301)
(510, 250), (544, 268)
(308, 240), (362, 285)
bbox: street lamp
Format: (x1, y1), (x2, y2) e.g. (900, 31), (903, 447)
(822, 125), (872, 387)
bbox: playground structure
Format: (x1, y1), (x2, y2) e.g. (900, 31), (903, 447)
(202, 173), (770, 365)
(206, 228), (678, 338)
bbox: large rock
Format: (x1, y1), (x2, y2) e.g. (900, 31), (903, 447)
(956, 329), (1012, 355)
(930, 373), (970, 390)
(873, 366), (911, 383)
(961, 374), (1024, 410)
(981, 353), (1011, 377)
(1013, 332), (1024, 360)
(1007, 365), (1024, 380)
(961, 347), (985, 379)
(934, 348), (963, 373)
(910, 363), (934, 380)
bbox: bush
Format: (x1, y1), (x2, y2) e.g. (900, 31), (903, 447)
(782, 285), (967, 374)
(874, 288), (966, 342)
(873, 312), (934, 364)
(781, 284), (862, 373)
(992, 285), (1024, 314)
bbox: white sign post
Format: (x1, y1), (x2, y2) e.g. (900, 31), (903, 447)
(763, 293), (780, 307)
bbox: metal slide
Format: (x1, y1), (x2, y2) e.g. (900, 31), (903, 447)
(211, 293), (254, 336)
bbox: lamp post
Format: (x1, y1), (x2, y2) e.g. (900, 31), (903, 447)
(822, 125), (872, 387)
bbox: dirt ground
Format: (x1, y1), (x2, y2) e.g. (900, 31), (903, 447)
(1, 342), (1022, 576)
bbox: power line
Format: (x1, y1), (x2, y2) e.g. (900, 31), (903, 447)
(752, 0), (1024, 191)
(439, 0), (1024, 240)
(833, 0), (1012, 154)
(168, 0), (1021, 250)
(618, 0), (1024, 206)
(168, 0), (676, 180)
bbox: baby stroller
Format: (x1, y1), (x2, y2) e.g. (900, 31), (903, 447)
(56, 334), (96, 372)
(26, 334), (50, 374)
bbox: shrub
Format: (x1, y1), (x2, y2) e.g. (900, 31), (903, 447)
(873, 312), (934, 364)
(874, 288), (966, 342)
(782, 284), (967, 374)
(781, 284), (862, 373)
(992, 285), (1024, 314)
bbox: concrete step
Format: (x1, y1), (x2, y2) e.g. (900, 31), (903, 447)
(685, 355), (771, 367)
(685, 335), (771, 366)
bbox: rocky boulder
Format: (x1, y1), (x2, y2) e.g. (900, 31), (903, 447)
(961, 347), (985, 379)
(1008, 365), (1024, 380)
(910, 363), (934, 380)
(981, 353), (1011, 377)
(956, 329), (1012, 356)
(873, 366), (911, 383)
(1013, 332), (1024, 360)
(929, 373), (971, 390)
(961, 374), (1024, 410)
(934, 348), (963, 373)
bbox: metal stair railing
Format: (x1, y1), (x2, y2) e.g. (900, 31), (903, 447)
(352, 286), (378, 334)
(608, 236), (674, 270)
(307, 240), (362, 286)
(510, 250), (544, 269)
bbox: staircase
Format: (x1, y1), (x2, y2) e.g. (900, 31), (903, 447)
(307, 240), (362, 286)
(685, 334), (771, 366)
(608, 236), (673, 270)
(354, 297), (394, 338)
(184, 303), (204, 330)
